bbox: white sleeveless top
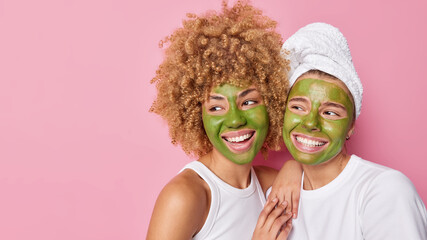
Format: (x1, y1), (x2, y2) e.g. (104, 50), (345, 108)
(181, 161), (266, 240)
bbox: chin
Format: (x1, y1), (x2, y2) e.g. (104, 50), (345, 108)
(292, 152), (322, 165)
(295, 158), (316, 165)
(230, 155), (255, 165)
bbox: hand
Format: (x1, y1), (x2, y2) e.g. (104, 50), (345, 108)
(267, 160), (302, 219)
(252, 198), (293, 240)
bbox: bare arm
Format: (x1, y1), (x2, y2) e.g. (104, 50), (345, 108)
(254, 165), (278, 194)
(147, 170), (209, 240)
(267, 160), (303, 218)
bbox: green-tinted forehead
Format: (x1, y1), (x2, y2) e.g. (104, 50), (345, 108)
(212, 84), (259, 102)
(289, 78), (352, 105)
(213, 84), (245, 97)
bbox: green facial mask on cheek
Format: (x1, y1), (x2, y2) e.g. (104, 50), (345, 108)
(202, 84), (269, 165)
(282, 78), (354, 165)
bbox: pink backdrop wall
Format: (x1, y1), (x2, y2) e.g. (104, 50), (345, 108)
(1, 0), (426, 239)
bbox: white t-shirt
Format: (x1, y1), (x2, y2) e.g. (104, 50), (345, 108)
(181, 161), (266, 240)
(289, 155), (427, 240)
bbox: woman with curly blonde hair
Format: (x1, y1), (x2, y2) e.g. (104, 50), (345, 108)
(147, 1), (300, 239)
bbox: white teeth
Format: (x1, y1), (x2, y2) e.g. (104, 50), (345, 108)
(296, 136), (326, 147)
(225, 133), (252, 143)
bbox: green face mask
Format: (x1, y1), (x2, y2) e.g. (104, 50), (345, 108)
(283, 78), (354, 165)
(202, 84), (269, 165)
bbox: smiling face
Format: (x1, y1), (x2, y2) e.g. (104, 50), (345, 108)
(283, 75), (355, 165)
(202, 84), (269, 165)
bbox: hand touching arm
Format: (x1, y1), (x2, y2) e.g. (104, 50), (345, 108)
(268, 160), (302, 218)
(252, 198), (293, 240)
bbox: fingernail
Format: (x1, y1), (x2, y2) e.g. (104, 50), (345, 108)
(293, 213), (297, 219)
(272, 198), (278, 203)
(281, 201), (287, 207)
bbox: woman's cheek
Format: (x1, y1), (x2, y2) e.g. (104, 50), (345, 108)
(284, 112), (302, 131)
(322, 119), (350, 140)
(244, 106), (269, 128)
(202, 112), (223, 140)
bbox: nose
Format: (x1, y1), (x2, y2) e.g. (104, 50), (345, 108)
(302, 111), (320, 132)
(224, 108), (247, 129)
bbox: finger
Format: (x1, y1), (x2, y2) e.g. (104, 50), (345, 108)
(256, 198), (278, 228)
(267, 190), (276, 202)
(284, 192), (292, 215)
(264, 201), (287, 231)
(277, 219), (293, 240)
(277, 190), (285, 204)
(270, 212), (292, 238)
(267, 187), (279, 203)
(292, 192), (300, 219)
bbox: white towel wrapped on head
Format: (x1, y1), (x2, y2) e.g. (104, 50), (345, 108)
(283, 22), (363, 119)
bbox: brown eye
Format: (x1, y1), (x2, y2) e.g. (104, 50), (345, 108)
(242, 100), (257, 106)
(324, 111), (339, 116)
(291, 106), (304, 111)
(209, 106), (223, 112)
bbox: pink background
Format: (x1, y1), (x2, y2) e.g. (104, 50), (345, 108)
(1, 0), (426, 239)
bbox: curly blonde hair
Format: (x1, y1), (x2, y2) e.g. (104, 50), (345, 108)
(150, 0), (289, 158)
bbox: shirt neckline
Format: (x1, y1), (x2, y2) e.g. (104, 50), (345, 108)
(300, 154), (359, 199)
(194, 161), (257, 197)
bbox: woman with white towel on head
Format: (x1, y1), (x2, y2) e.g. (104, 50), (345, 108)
(269, 22), (427, 239)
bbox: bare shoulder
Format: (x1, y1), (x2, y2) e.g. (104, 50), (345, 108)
(147, 168), (210, 240)
(162, 169), (209, 209)
(254, 165), (278, 193)
(165, 168), (209, 204)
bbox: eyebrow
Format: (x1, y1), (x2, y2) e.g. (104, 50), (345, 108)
(323, 102), (347, 110)
(238, 88), (257, 98)
(209, 95), (225, 101)
(288, 97), (309, 103)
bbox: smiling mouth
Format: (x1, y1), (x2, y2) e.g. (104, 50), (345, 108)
(221, 130), (256, 153)
(223, 132), (254, 143)
(291, 133), (329, 153)
(295, 136), (327, 147)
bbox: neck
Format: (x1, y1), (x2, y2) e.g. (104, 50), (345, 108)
(302, 148), (351, 190)
(199, 149), (252, 189)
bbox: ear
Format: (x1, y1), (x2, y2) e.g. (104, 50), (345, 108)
(346, 121), (355, 140)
